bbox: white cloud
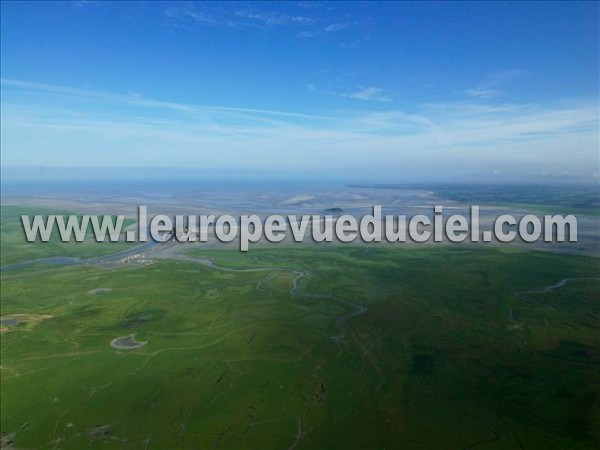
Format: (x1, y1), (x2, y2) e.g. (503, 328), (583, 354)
(324, 21), (356, 32)
(465, 88), (501, 99)
(71, 0), (99, 7)
(234, 10), (316, 26)
(297, 30), (322, 38)
(164, 4), (363, 43)
(345, 87), (392, 102)
(164, 6), (217, 26)
(165, 5), (317, 29)
(297, 20), (358, 39)
(464, 69), (526, 99)
(1, 79), (597, 181)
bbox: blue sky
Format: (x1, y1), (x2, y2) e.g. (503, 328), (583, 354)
(1, 1), (598, 182)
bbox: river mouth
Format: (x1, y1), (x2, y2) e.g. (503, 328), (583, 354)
(110, 333), (147, 349)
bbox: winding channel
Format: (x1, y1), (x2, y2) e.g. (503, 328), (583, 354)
(0, 241), (368, 341)
(163, 252), (368, 341)
(5, 240), (599, 342)
(511, 277), (600, 318)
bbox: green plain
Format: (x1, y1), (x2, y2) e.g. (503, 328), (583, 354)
(1, 243), (599, 449)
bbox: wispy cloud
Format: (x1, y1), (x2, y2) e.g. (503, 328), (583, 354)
(324, 22), (353, 32)
(234, 10), (316, 26)
(340, 38), (366, 49)
(464, 69), (526, 99)
(297, 30), (321, 38)
(296, 20), (359, 39)
(71, 0), (99, 7)
(164, 4), (316, 29)
(1, 79), (597, 180)
(164, 6), (217, 26)
(163, 2), (364, 41)
(0, 79), (331, 121)
(344, 87), (392, 102)
(465, 88), (501, 99)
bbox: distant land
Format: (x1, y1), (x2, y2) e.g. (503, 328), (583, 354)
(349, 183), (600, 214)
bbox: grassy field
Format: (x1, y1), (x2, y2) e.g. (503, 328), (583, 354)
(0, 206), (136, 266)
(1, 243), (599, 449)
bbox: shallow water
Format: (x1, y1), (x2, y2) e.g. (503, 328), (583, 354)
(110, 334), (146, 349)
(0, 318), (19, 326)
(88, 288), (113, 295)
